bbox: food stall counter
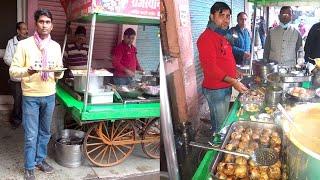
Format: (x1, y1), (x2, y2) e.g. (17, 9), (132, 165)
(56, 83), (160, 124)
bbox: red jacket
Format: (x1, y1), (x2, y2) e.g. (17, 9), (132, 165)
(112, 41), (142, 77)
(197, 28), (237, 89)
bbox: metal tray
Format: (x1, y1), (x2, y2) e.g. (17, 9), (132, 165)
(285, 87), (316, 102)
(209, 121), (284, 178)
(280, 74), (312, 83)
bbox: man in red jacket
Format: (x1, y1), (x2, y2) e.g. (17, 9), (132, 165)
(197, 2), (248, 133)
(112, 28), (143, 85)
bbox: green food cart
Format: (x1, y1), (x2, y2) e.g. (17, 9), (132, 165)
(57, 0), (160, 167)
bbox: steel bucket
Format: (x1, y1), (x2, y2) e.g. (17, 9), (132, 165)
(53, 129), (85, 168)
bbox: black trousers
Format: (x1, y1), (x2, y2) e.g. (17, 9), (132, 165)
(8, 80), (22, 125)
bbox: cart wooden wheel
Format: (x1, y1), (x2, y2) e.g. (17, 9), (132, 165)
(142, 118), (160, 159)
(83, 120), (136, 167)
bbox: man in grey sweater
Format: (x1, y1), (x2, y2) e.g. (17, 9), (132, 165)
(263, 6), (302, 66)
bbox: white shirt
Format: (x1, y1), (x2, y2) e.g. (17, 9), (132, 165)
(4, 36), (20, 81)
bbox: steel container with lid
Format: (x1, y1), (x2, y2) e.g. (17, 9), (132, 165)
(253, 60), (278, 83)
(265, 86), (283, 107)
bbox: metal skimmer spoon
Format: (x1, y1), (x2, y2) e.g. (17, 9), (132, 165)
(190, 141), (278, 166)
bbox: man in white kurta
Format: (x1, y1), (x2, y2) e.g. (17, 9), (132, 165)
(263, 6), (302, 66)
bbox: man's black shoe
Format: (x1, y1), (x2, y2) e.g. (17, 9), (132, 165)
(36, 160), (54, 174)
(24, 169), (35, 180)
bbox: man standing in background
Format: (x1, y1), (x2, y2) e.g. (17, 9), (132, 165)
(263, 6), (302, 66)
(112, 28), (144, 85)
(304, 22), (320, 64)
(258, 16), (266, 47)
(230, 12), (251, 66)
(63, 25), (88, 70)
(3, 22), (28, 129)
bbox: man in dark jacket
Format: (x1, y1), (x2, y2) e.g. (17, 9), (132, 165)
(197, 2), (248, 133)
(230, 12), (251, 65)
(304, 22), (320, 64)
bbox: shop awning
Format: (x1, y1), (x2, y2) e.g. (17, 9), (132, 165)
(248, 0), (320, 6)
(60, 0), (160, 25)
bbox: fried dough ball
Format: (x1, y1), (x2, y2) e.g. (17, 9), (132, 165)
(244, 147), (255, 155)
(268, 166), (281, 179)
(259, 171), (269, 180)
(238, 141), (249, 150)
(252, 133), (260, 141)
(216, 172), (228, 179)
(270, 136), (281, 146)
(272, 144), (281, 154)
(271, 131), (279, 138)
(235, 126), (245, 133)
(250, 167), (261, 180)
(241, 133), (251, 142)
(225, 143), (234, 151)
(231, 132), (242, 140)
(259, 166), (269, 173)
(260, 135), (270, 146)
(224, 163), (235, 176)
(249, 141), (259, 150)
(217, 162), (226, 172)
(245, 128), (253, 136)
(229, 139), (240, 147)
(234, 165), (247, 178)
(235, 156), (247, 165)
(224, 154), (235, 163)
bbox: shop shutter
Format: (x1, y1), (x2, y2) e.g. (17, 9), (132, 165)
(38, 0), (119, 66)
(136, 25), (160, 72)
(189, 0), (243, 93)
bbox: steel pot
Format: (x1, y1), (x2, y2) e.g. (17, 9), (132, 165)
(265, 86), (283, 107)
(279, 103), (320, 179)
(267, 72), (300, 92)
(312, 69), (320, 87)
(253, 60), (278, 83)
